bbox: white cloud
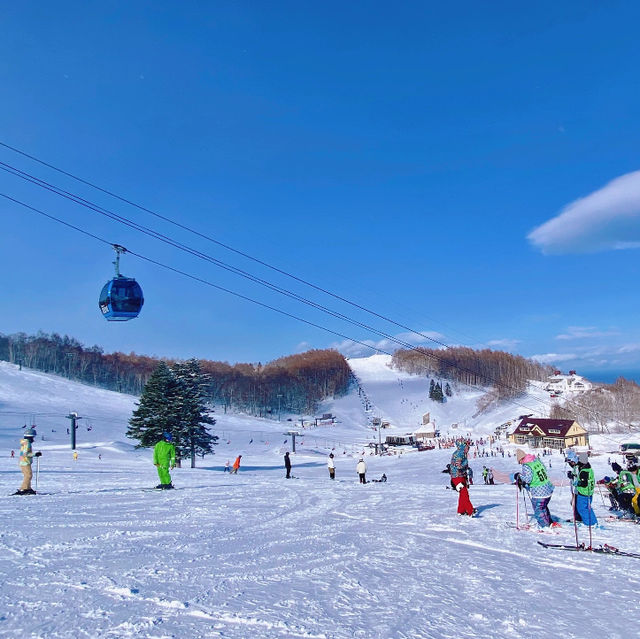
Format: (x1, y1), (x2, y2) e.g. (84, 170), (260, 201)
(555, 326), (620, 340)
(330, 329), (445, 358)
(528, 170), (640, 254)
(530, 352), (577, 364)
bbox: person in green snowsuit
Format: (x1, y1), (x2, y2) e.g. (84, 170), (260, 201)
(153, 432), (176, 489)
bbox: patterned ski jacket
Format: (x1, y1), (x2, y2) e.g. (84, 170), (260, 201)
(19, 438), (33, 467)
(449, 441), (469, 479)
(519, 455), (554, 499)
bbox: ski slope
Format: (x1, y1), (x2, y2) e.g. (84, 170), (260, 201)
(0, 357), (637, 639)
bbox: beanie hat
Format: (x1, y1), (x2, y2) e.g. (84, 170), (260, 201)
(578, 452), (589, 464)
(516, 449), (526, 463)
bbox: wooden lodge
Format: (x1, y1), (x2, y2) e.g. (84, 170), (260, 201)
(508, 417), (588, 449)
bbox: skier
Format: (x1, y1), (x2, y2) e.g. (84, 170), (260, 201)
(487, 468), (494, 485)
(356, 458), (367, 484)
(449, 440), (476, 516)
(572, 452), (597, 526)
(10, 450), (14, 458)
(482, 466), (488, 484)
(224, 460), (230, 473)
(327, 453), (336, 480)
(565, 450), (584, 522)
(231, 455), (242, 474)
(284, 451), (292, 479)
(514, 449), (558, 528)
(73, 450), (78, 461)
(16, 428), (38, 495)
(153, 432), (176, 489)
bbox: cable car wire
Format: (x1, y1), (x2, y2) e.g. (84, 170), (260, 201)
(1, 189), (628, 432)
(0, 141), (461, 351)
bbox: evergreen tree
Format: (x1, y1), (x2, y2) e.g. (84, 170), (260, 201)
(127, 359), (218, 467)
(172, 359), (217, 468)
(429, 379), (435, 400)
(432, 382), (445, 403)
(127, 362), (179, 447)
(445, 382), (452, 397)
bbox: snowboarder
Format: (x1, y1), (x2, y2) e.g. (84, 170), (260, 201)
(514, 449), (557, 528)
(573, 452), (597, 526)
(284, 451), (292, 479)
(153, 432), (176, 489)
(449, 440), (476, 516)
(16, 428), (38, 495)
(231, 455), (242, 474)
(356, 458), (367, 484)
(327, 453), (336, 480)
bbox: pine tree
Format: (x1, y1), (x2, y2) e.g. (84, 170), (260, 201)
(127, 362), (179, 447)
(432, 382), (444, 403)
(127, 359), (218, 467)
(445, 382), (452, 397)
(172, 359), (217, 468)
(429, 379), (435, 400)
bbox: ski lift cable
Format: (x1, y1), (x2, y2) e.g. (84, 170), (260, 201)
(0, 141), (477, 350)
(0, 148), (628, 432)
(0, 160), (604, 421)
(0, 190), (630, 435)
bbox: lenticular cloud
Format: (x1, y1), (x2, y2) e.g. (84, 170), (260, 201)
(528, 169), (640, 254)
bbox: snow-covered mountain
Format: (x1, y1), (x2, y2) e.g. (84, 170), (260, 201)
(0, 356), (636, 639)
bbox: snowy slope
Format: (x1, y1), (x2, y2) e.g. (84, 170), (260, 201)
(0, 358), (638, 639)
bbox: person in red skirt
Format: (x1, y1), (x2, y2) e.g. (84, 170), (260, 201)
(449, 440), (477, 516)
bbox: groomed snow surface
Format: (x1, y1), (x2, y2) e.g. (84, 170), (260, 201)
(0, 358), (637, 639)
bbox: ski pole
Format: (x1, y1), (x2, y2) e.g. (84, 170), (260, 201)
(516, 482), (520, 529)
(596, 483), (607, 508)
(36, 455), (40, 489)
(587, 498), (593, 550)
(571, 493), (579, 548)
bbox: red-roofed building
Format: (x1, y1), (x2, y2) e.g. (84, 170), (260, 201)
(508, 417), (589, 449)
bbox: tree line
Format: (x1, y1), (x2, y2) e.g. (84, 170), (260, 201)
(0, 331), (352, 416)
(392, 346), (552, 412)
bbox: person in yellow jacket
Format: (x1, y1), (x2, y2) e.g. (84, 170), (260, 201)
(16, 428), (38, 495)
(153, 432), (176, 489)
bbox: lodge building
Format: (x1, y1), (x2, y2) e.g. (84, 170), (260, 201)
(508, 417), (589, 449)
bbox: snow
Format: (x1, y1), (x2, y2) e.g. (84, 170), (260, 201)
(0, 357), (638, 639)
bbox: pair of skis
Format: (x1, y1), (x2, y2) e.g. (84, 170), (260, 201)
(537, 541), (640, 559)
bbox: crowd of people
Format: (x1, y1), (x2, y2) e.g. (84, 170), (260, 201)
(441, 438), (640, 528)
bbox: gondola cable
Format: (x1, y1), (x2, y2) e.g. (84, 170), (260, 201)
(1, 189), (628, 433)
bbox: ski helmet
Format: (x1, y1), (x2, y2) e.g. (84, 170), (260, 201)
(163, 432), (173, 442)
(24, 428), (36, 438)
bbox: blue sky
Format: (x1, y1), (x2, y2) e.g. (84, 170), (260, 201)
(2, 1), (640, 378)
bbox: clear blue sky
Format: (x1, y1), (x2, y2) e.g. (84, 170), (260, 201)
(2, 1), (640, 378)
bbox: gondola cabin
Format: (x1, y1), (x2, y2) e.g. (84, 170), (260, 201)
(99, 277), (144, 321)
(99, 244), (144, 321)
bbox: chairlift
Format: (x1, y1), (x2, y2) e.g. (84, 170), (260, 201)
(99, 244), (144, 321)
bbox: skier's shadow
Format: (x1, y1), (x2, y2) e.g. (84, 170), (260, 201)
(474, 503), (501, 515)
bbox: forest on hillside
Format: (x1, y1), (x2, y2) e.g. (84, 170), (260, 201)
(392, 346), (552, 411)
(0, 332), (352, 417)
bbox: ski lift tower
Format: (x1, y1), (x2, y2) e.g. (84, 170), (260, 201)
(284, 430), (301, 453)
(66, 412), (82, 450)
